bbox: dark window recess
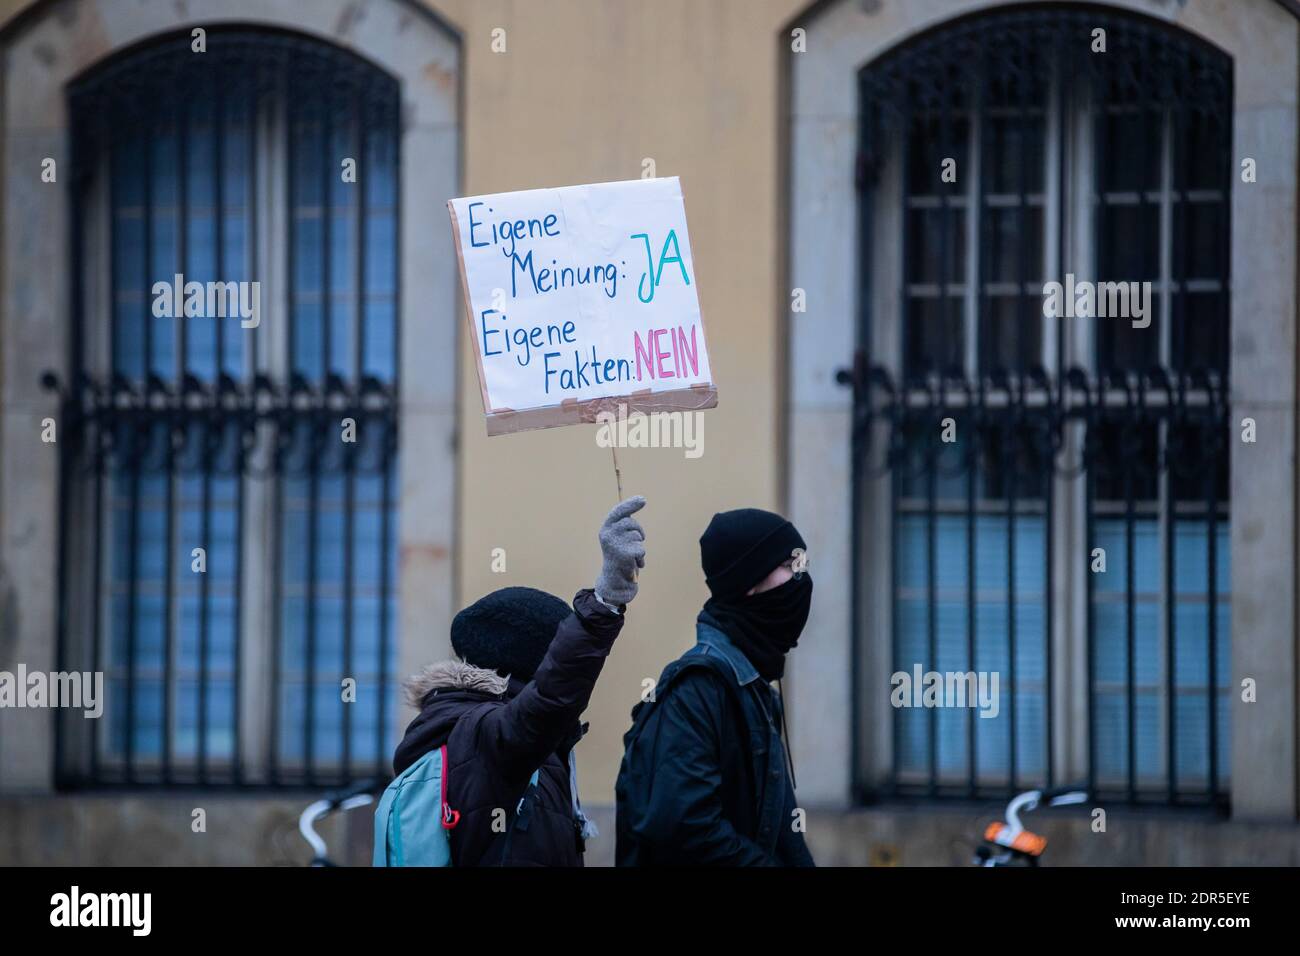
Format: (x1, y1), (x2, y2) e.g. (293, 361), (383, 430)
(854, 6), (1232, 809)
(50, 29), (401, 789)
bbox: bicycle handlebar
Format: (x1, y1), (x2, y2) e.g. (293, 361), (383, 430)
(298, 778), (388, 864)
(1004, 786), (1088, 835)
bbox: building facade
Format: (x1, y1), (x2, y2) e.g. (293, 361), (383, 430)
(0, 0), (1297, 865)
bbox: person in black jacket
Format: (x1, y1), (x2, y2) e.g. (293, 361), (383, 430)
(615, 507), (815, 866)
(393, 495), (646, 866)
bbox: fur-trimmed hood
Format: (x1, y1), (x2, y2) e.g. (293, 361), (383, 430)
(403, 659), (509, 709)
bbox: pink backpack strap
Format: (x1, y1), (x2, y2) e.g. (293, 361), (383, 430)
(439, 744), (461, 829)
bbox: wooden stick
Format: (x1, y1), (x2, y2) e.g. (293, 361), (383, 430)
(610, 442), (636, 580)
(611, 443), (624, 501)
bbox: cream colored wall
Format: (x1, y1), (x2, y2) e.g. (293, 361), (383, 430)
(428, 0), (803, 804)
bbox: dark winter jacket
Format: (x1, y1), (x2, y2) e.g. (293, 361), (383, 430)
(615, 613), (815, 866)
(393, 589), (623, 866)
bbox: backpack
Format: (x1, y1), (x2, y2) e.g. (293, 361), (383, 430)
(373, 743), (541, 867)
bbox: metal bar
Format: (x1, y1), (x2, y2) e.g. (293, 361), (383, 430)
(248, 84), (259, 377)
(124, 452), (142, 782)
(1163, 421), (1176, 803)
(198, 442), (212, 783)
(144, 130), (154, 377)
(304, 452), (320, 785)
(342, 466), (355, 781)
(1165, 107), (1185, 804)
(891, 93), (911, 792)
(355, 96), (367, 382)
(86, 120), (114, 784)
(1005, 417), (1017, 792)
(56, 148), (84, 741)
(176, 95), (191, 785)
(322, 96), (332, 377)
(1086, 59), (1107, 799)
(1044, 434), (1055, 790)
(376, 449), (393, 776)
(342, 95), (363, 782)
(89, 450), (105, 784)
(1206, 427), (1219, 798)
(268, 466), (284, 785)
(162, 433), (176, 784)
(1085, 449), (1097, 798)
(382, 82), (403, 775)
(389, 90), (402, 390)
(939, 65), (954, 363)
(927, 72), (952, 795)
(1124, 455), (1136, 803)
(1055, 35), (1068, 382)
(966, 417), (978, 796)
(1016, 45), (1034, 374)
(165, 100), (188, 785)
(125, 117), (154, 782)
(178, 102), (190, 376)
(849, 91), (874, 802)
(926, 426), (938, 795)
(53, 417), (74, 785)
(1007, 42), (1034, 793)
(889, 437), (902, 791)
(215, 75), (226, 375)
(899, 96), (913, 380)
(969, 52), (990, 795)
(1207, 70), (1233, 806)
(270, 82), (294, 786)
(232, 429), (245, 785)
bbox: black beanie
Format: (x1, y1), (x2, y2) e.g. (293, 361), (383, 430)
(450, 586), (571, 682)
(699, 508), (807, 600)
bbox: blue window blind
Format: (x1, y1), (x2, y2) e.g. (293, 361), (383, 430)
(896, 514), (1050, 785)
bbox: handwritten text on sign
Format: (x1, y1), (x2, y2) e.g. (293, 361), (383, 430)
(449, 178), (713, 424)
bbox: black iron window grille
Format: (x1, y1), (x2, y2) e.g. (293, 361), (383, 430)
(848, 6), (1232, 808)
(50, 28), (402, 788)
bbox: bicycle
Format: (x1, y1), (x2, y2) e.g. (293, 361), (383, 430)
(299, 778), (387, 867)
(973, 786), (1089, 867)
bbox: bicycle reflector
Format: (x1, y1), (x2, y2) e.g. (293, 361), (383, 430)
(983, 822), (1047, 857)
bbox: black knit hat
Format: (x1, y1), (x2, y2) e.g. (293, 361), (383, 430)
(699, 508), (806, 599)
(451, 586), (571, 682)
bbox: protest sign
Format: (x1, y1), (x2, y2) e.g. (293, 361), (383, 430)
(448, 177), (717, 436)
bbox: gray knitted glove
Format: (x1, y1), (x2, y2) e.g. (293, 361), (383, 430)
(595, 495), (646, 607)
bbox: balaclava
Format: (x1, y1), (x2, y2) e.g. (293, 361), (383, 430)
(699, 508), (813, 681)
(451, 586), (571, 682)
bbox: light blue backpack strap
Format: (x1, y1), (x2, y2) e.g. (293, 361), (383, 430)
(372, 784), (400, 866)
(390, 785), (407, 866)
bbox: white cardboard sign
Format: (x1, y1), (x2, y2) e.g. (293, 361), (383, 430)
(448, 177), (718, 435)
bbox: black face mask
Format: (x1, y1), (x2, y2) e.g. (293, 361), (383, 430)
(703, 573), (813, 681)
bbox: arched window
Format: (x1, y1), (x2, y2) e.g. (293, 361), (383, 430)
(57, 28), (401, 787)
(856, 7), (1231, 806)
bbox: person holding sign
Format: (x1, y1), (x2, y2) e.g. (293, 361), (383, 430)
(389, 496), (646, 866)
(614, 508), (815, 867)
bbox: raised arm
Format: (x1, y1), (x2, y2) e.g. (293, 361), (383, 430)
(474, 496), (646, 782)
